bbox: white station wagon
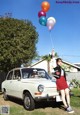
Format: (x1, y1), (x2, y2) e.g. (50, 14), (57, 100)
(2, 67), (62, 110)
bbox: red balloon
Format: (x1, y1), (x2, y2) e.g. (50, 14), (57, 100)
(38, 10), (46, 18)
(41, 1), (50, 12)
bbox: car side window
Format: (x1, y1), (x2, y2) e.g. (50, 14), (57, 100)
(22, 69), (29, 79)
(7, 71), (13, 80)
(14, 70), (21, 80)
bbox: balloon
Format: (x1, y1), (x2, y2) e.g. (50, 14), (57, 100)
(41, 1), (50, 12)
(47, 17), (56, 30)
(38, 10), (46, 18)
(39, 16), (47, 26)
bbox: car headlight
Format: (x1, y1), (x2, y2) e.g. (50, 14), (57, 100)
(38, 85), (44, 92)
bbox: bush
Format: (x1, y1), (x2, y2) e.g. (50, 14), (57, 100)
(70, 79), (80, 88)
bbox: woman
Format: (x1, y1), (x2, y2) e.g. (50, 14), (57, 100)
(53, 58), (74, 113)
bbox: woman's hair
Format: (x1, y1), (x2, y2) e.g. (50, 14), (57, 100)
(56, 58), (62, 64)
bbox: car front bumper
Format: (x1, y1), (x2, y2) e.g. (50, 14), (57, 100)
(34, 94), (62, 102)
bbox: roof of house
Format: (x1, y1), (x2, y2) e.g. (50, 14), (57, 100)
(62, 60), (80, 70)
(30, 58), (80, 70)
(28, 59), (45, 67)
(73, 63), (80, 68)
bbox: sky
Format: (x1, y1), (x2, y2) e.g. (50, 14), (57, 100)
(0, 0), (80, 63)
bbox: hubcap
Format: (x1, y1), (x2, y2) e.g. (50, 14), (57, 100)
(24, 96), (30, 109)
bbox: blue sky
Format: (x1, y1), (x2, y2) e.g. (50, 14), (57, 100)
(0, 0), (80, 63)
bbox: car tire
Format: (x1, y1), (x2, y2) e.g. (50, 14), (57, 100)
(23, 92), (35, 111)
(3, 90), (8, 100)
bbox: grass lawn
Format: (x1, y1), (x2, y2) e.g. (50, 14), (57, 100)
(71, 88), (80, 107)
(0, 88), (80, 115)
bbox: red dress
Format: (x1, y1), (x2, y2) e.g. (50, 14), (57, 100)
(56, 76), (69, 90)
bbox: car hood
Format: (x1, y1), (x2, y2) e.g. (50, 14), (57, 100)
(21, 79), (56, 87)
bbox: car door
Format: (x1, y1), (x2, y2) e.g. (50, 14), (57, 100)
(5, 70), (14, 96)
(10, 69), (22, 98)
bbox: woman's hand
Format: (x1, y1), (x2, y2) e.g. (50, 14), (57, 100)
(56, 72), (60, 75)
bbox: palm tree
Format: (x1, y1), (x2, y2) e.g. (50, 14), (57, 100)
(42, 52), (58, 73)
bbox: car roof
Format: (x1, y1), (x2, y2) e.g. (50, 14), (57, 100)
(9, 67), (45, 71)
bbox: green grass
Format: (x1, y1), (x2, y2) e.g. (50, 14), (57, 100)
(10, 107), (46, 115)
(71, 88), (80, 107)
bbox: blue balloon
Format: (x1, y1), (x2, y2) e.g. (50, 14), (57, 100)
(39, 16), (47, 26)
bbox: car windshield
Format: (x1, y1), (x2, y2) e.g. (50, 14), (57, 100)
(21, 68), (51, 79)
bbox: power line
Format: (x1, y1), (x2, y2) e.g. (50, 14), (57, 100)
(59, 55), (80, 58)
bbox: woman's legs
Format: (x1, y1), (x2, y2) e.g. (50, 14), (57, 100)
(60, 88), (70, 107)
(60, 89), (68, 108)
(64, 88), (70, 107)
(60, 88), (74, 113)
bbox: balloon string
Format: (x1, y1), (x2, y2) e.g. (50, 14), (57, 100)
(49, 31), (54, 49)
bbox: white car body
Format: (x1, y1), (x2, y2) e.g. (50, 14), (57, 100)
(2, 67), (62, 110)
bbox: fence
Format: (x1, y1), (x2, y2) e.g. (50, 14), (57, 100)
(66, 72), (80, 81)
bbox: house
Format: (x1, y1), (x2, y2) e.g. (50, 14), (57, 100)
(28, 58), (80, 73)
(74, 63), (80, 67)
(28, 59), (48, 72)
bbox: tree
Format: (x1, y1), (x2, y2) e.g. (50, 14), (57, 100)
(0, 17), (38, 72)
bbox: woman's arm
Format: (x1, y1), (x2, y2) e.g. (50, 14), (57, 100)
(52, 66), (61, 79)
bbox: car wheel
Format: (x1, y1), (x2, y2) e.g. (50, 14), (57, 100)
(23, 92), (35, 111)
(3, 90), (8, 100)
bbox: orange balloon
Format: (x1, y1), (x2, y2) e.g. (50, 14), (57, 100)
(41, 1), (50, 12)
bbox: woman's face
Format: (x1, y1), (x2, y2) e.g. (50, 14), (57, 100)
(57, 59), (62, 66)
